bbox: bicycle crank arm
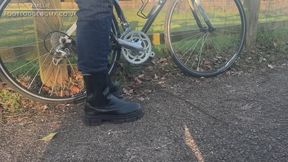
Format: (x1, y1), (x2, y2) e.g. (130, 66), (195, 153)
(117, 38), (145, 52)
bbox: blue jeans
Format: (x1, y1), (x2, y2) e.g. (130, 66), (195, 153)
(76, 0), (113, 74)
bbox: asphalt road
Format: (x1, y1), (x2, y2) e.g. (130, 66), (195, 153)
(41, 66), (288, 162)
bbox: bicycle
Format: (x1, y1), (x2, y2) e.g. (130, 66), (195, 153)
(0, 0), (246, 104)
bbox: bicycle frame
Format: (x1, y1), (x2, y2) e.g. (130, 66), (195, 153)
(113, 0), (215, 34)
(113, 0), (167, 33)
(53, 0), (214, 41)
(62, 0), (167, 37)
(0, 0), (216, 52)
(0, 0), (247, 102)
(63, 0), (168, 52)
(187, 0), (215, 31)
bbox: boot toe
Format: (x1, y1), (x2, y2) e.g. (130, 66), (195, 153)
(108, 95), (143, 114)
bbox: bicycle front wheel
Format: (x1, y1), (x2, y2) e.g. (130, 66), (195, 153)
(165, 0), (246, 77)
(0, 0), (120, 104)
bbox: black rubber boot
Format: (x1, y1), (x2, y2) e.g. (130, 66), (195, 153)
(83, 73), (143, 126)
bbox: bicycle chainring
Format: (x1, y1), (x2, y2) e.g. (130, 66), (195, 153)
(121, 31), (154, 64)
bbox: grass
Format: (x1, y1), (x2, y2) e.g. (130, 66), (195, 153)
(0, 89), (22, 113)
(257, 27), (288, 46)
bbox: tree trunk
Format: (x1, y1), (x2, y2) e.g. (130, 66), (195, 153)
(33, 0), (68, 88)
(243, 0), (261, 51)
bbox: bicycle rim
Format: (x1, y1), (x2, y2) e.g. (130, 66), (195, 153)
(0, 0), (119, 104)
(165, 0), (246, 77)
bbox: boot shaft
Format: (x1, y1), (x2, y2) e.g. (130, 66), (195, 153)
(83, 73), (109, 107)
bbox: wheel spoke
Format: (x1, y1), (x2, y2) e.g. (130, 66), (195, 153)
(50, 65), (60, 96)
(0, 0), (118, 102)
(183, 33), (206, 64)
(67, 57), (76, 74)
(167, 0), (245, 77)
(28, 69), (40, 89)
(28, 53), (50, 89)
(172, 32), (204, 52)
(10, 53), (49, 73)
(196, 33), (209, 70)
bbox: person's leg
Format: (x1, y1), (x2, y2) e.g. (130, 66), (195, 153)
(76, 0), (112, 74)
(76, 0), (143, 126)
(76, 0), (121, 98)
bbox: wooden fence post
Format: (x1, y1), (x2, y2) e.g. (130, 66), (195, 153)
(243, 0), (261, 51)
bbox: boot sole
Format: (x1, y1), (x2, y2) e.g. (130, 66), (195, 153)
(83, 110), (144, 126)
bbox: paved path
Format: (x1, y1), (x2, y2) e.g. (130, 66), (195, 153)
(1, 66), (288, 162)
(41, 66), (288, 162)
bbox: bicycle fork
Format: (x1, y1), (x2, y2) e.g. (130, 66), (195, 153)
(188, 0), (215, 32)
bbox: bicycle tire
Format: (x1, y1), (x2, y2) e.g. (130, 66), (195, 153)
(0, 0), (120, 104)
(165, 0), (247, 77)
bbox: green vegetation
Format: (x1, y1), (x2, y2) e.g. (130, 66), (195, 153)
(0, 89), (22, 113)
(256, 27), (288, 49)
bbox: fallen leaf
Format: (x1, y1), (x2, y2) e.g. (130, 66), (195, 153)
(158, 58), (168, 64)
(158, 81), (164, 84)
(147, 66), (154, 71)
(0, 82), (6, 90)
(268, 64), (275, 69)
(123, 88), (134, 96)
(138, 74), (145, 78)
(144, 89), (152, 93)
(42, 105), (49, 111)
(184, 125), (205, 162)
(138, 97), (145, 101)
(40, 132), (57, 142)
(75, 73), (83, 80)
(134, 77), (143, 85)
(154, 74), (159, 80)
(71, 86), (81, 93)
(259, 57), (267, 63)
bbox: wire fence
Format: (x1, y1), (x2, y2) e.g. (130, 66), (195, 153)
(255, 0), (288, 47)
(121, 0), (288, 32)
(259, 0), (288, 31)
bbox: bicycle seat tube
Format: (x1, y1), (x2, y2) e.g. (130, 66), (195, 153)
(142, 0), (167, 33)
(113, 0), (167, 34)
(113, 0), (130, 31)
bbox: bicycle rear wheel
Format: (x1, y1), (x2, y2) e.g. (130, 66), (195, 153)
(165, 0), (246, 77)
(0, 0), (120, 104)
